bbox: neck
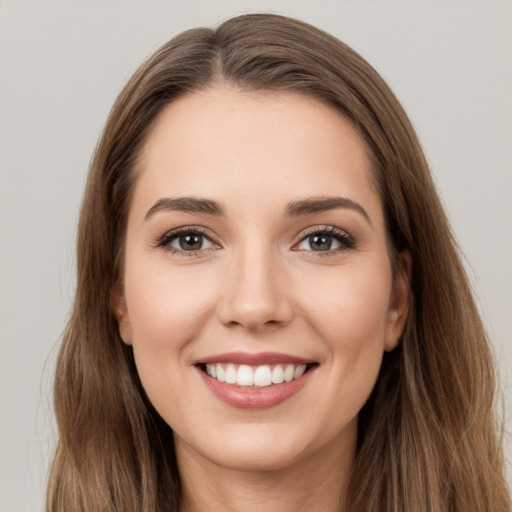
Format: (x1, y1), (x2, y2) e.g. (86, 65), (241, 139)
(176, 432), (355, 512)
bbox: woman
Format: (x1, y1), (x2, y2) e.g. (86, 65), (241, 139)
(47, 13), (511, 512)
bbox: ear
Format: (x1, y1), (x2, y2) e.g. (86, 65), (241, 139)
(384, 249), (412, 352)
(111, 283), (133, 345)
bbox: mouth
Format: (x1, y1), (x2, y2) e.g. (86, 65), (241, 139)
(197, 362), (317, 388)
(195, 352), (319, 409)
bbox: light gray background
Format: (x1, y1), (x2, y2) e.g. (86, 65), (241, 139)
(1, 1), (511, 510)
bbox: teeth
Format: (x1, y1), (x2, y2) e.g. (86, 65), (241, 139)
(294, 365), (307, 379)
(204, 363), (309, 387)
(237, 365), (253, 386)
(254, 365), (272, 387)
(283, 364), (294, 382)
(225, 364), (237, 384)
(271, 365), (284, 384)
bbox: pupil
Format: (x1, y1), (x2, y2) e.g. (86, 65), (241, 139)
(310, 234), (332, 251)
(180, 234), (202, 250)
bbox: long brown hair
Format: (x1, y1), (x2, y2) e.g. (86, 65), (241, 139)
(47, 13), (510, 511)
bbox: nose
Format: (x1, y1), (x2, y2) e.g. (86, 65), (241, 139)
(216, 245), (294, 332)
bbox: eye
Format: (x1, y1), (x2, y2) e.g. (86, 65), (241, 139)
(156, 228), (217, 254)
(297, 233), (342, 252)
(295, 227), (355, 253)
(170, 232), (214, 251)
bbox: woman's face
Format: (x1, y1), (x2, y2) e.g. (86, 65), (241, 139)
(115, 86), (409, 472)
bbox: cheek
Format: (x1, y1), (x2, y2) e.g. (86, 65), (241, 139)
(294, 258), (393, 416)
(122, 258), (222, 419)
(124, 256), (218, 350)
(297, 260), (392, 349)
(265, 259), (393, 446)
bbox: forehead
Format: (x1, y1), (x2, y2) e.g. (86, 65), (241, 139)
(133, 86), (381, 221)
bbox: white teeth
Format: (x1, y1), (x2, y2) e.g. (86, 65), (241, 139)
(271, 365), (284, 384)
(225, 364), (237, 384)
(283, 364), (295, 382)
(254, 365), (272, 387)
(206, 364), (216, 378)
(236, 365), (253, 386)
(204, 362), (310, 387)
(294, 365), (307, 379)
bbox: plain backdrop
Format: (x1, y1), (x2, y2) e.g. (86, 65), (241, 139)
(1, 1), (511, 510)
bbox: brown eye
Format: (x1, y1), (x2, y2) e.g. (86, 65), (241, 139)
(176, 233), (205, 251)
(295, 227), (355, 254)
(158, 229), (216, 253)
(308, 234), (334, 251)
(297, 232), (342, 252)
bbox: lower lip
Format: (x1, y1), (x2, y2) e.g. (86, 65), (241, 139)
(198, 367), (315, 409)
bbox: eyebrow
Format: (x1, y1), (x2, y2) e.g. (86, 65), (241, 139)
(144, 195), (371, 226)
(145, 197), (224, 220)
(285, 197), (372, 226)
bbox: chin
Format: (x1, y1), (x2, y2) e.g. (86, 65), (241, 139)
(174, 417), (355, 474)
(203, 440), (308, 473)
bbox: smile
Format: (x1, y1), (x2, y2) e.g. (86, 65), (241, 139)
(196, 352), (318, 409)
(205, 363), (308, 387)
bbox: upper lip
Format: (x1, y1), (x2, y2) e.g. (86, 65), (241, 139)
(196, 351), (316, 366)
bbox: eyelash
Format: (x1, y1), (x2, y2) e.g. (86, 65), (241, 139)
(295, 225), (356, 256)
(155, 225), (356, 257)
(155, 226), (216, 256)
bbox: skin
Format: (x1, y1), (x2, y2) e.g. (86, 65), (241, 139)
(114, 86), (410, 512)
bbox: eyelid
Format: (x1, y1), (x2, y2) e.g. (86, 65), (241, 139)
(155, 225), (221, 254)
(293, 225), (356, 253)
